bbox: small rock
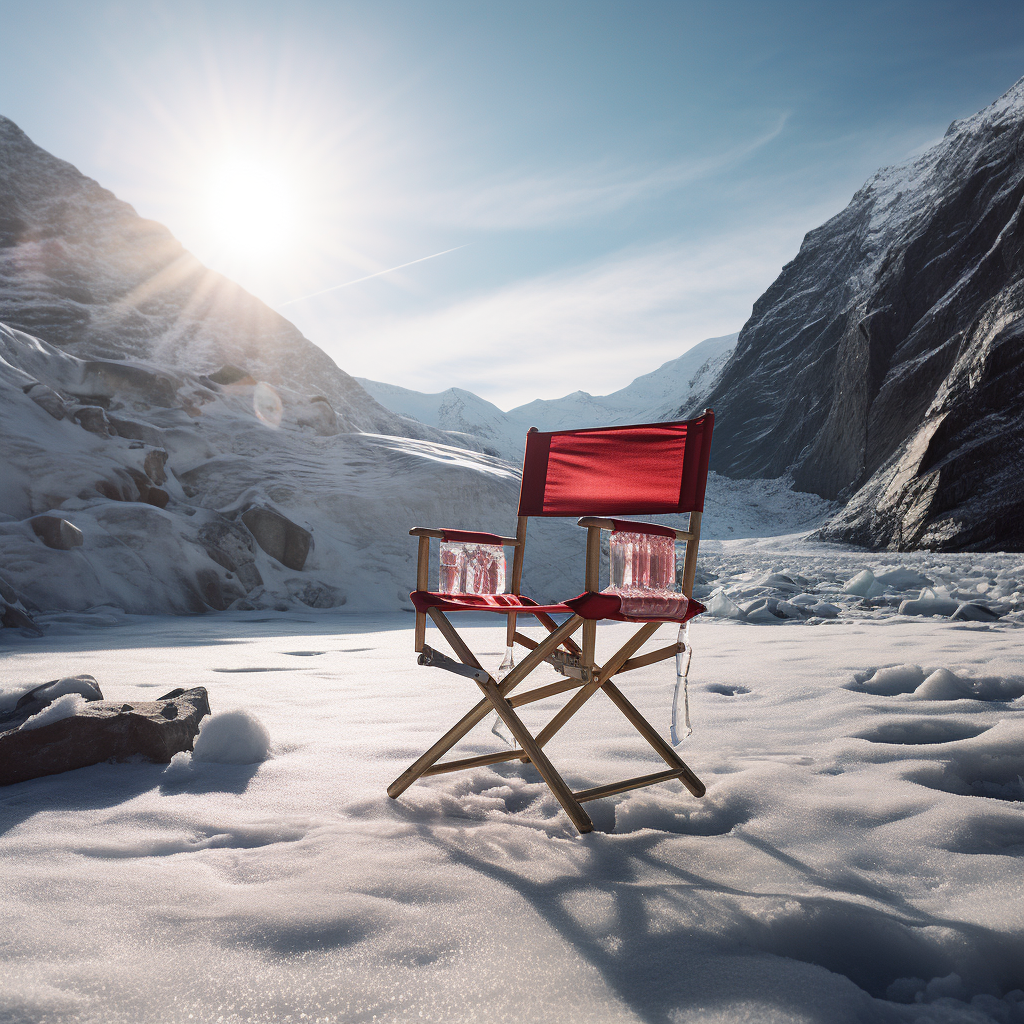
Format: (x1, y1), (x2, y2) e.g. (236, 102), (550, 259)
(240, 506), (312, 571)
(144, 487), (169, 509)
(29, 515), (84, 550)
(0, 602), (44, 636)
(207, 364), (255, 386)
(72, 406), (112, 436)
(24, 382), (66, 420)
(143, 449), (168, 485)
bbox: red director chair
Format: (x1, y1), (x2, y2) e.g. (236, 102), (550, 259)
(388, 410), (714, 834)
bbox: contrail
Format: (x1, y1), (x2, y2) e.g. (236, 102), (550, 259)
(278, 245), (467, 308)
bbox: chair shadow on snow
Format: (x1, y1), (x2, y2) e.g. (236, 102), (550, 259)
(404, 808), (1024, 1024)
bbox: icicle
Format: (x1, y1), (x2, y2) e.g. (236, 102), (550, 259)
(670, 622), (692, 745)
(490, 646), (516, 746)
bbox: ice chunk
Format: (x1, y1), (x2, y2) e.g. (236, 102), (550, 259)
(950, 602), (1001, 621)
(438, 541), (506, 595)
(670, 623), (692, 745)
(843, 570), (885, 598)
(874, 567), (933, 590)
(808, 601), (840, 619)
(438, 541), (466, 594)
(898, 594), (959, 617)
(608, 531), (675, 591)
(743, 598), (798, 623)
(705, 589), (746, 619)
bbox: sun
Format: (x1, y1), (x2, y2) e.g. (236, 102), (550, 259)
(205, 157), (293, 257)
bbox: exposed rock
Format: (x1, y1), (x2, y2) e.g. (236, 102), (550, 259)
(24, 381), (66, 419)
(74, 361), (180, 409)
(194, 567), (246, 611)
(0, 571), (19, 604)
(0, 601), (43, 636)
(143, 449), (168, 485)
(197, 517), (263, 592)
(240, 506), (311, 570)
(144, 486), (169, 509)
(697, 77), (1024, 551)
(287, 578), (346, 608)
(30, 515), (84, 550)
(72, 405), (112, 436)
(0, 686), (210, 786)
(1, 675), (104, 724)
(207, 364), (253, 385)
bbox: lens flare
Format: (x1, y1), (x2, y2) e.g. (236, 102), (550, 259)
(253, 382), (283, 427)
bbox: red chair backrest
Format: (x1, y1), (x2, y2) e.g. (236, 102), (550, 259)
(516, 411), (714, 517)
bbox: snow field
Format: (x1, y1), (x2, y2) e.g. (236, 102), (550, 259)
(1, 592), (1022, 1023)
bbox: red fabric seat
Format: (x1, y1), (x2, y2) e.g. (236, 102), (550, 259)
(410, 589), (706, 625)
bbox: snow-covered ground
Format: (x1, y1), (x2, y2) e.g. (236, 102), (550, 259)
(3, 536), (1023, 1024)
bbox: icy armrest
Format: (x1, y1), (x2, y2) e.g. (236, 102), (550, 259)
(409, 527), (521, 546)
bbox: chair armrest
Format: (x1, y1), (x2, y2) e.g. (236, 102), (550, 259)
(576, 517), (695, 541)
(409, 527), (522, 546)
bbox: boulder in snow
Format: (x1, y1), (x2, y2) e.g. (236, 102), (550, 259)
(0, 685), (210, 786)
(24, 382), (66, 420)
(72, 405), (113, 436)
(29, 515), (84, 550)
(240, 506), (311, 571)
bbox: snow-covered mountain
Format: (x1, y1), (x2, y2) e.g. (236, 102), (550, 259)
(700, 78), (1024, 551)
(0, 115), (476, 448)
(358, 332), (737, 460)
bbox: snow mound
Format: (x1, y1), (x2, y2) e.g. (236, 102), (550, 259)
(17, 692), (86, 730)
(192, 710), (272, 764)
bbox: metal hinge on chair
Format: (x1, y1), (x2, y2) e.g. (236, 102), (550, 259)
(545, 649), (591, 683)
(417, 645), (490, 684)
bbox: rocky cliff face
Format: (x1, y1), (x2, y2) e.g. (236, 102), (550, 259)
(698, 79), (1024, 551)
(0, 115), (459, 441)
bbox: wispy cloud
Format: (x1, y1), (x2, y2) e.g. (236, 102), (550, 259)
(331, 210), (814, 410)
(402, 115), (789, 230)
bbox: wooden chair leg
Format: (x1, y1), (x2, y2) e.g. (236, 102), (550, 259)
(601, 679), (705, 797)
(388, 614), (584, 798)
(479, 679), (593, 834)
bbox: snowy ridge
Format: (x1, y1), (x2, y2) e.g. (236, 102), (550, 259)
(358, 332), (737, 460)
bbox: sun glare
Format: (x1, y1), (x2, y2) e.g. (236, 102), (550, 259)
(206, 157), (294, 257)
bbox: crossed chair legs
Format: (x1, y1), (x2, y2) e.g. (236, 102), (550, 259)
(388, 609), (705, 834)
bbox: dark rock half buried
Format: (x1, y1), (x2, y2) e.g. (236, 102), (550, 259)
(694, 77), (1024, 551)
(0, 686), (210, 786)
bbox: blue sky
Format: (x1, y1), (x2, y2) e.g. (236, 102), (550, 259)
(2, 1), (1024, 408)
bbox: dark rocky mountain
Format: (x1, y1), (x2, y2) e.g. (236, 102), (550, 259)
(695, 78), (1024, 551)
(0, 115), (468, 444)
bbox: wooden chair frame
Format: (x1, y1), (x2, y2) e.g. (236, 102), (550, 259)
(388, 510), (706, 835)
